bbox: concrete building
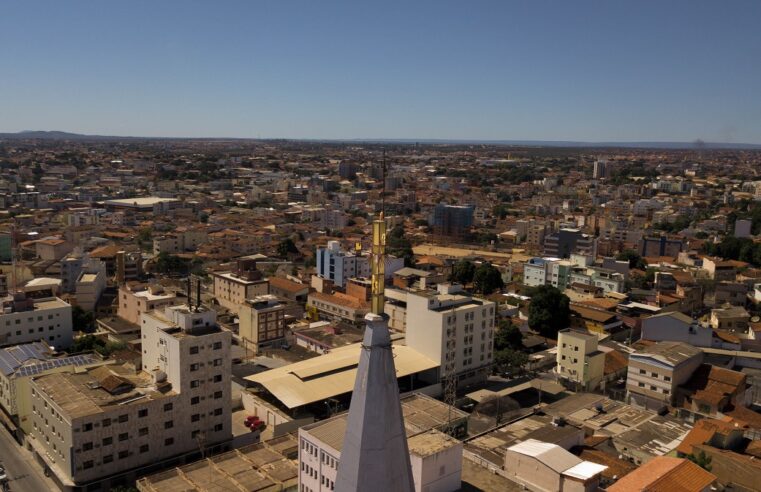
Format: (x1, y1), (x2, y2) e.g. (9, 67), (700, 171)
(523, 257), (572, 290)
(504, 439), (607, 492)
(734, 219), (752, 238)
(406, 284), (495, 387)
(430, 203), (474, 238)
(626, 341), (704, 411)
(709, 305), (750, 332)
(238, 295), (287, 354)
(117, 282), (180, 325)
(75, 263), (107, 311)
(555, 329), (605, 391)
(211, 269), (269, 315)
(316, 240), (403, 288)
(0, 294), (73, 349)
(592, 159), (610, 179)
(300, 415), (462, 492)
(543, 229), (597, 259)
(640, 236), (684, 258)
(152, 228), (208, 255)
(640, 312), (712, 347)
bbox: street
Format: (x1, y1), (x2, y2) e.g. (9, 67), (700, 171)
(0, 427), (56, 492)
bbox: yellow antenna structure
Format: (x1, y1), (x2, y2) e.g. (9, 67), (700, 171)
(371, 150), (387, 315)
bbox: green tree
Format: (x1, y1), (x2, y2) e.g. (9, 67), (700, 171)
(72, 305), (95, 333)
(450, 260), (476, 284)
(155, 252), (189, 275)
(528, 285), (570, 339)
(493, 348), (529, 376)
(277, 238), (299, 258)
(687, 450), (712, 472)
(387, 225), (415, 267)
(473, 263), (505, 294)
(616, 249), (647, 270)
(494, 319), (523, 351)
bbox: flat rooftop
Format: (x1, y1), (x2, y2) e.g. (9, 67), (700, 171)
(104, 197), (178, 208)
(137, 435), (298, 492)
(33, 364), (174, 419)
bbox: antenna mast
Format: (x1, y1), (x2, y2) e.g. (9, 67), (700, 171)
(370, 150), (386, 315)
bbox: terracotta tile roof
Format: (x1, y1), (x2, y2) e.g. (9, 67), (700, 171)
(676, 417), (746, 456)
(570, 303), (618, 323)
(607, 457), (716, 492)
(89, 244), (121, 257)
(269, 276), (309, 294)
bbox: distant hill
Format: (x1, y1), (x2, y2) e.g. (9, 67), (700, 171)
(1, 130), (760, 149)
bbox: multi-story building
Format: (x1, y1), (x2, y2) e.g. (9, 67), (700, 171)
(152, 228), (208, 255)
(568, 266), (625, 294)
(592, 158), (611, 179)
(640, 236), (684, 258)
(430, 203), (474, 238)
(238, 295), (287, 354)
(25, 303), (232, 490)
(555, 329), (605, 391)
(316, 241), (404, 288)
(626, 341), (703, 411)
(211, 269), (269, 315)
(406, 284), (495, 387)
(543, 228), (597, 259)
(522, 257), (573, 290)
(0, 293), (73, 349)
(117, 282), (179, 325)
(75, 267), (107, 311)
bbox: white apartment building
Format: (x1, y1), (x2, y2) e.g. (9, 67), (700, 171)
(0, 294), (73, 349)
(556, 329), (605, 391)
(25, 304), (232, 490)
(299, 415), (462, 492)
(117, 283), (180, 325)
(523, 257), (572, 290)
(626, 341), (703, 412)
(211, 270), (269, 314)
(152, 228), (208, 255)
(316, 240), (404, 288)
(406, 284), (495, 387)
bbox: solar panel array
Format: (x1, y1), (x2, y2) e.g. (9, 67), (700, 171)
(0, 345), (100, 378)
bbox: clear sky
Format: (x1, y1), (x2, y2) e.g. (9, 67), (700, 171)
(1, 1), (760, 142)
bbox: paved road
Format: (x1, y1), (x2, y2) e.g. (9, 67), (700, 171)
(0, 427), (56, 492)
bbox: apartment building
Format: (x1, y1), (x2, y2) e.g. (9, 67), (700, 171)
(555, 329), (605, 391)
(238, 295), (287, 354)
(626, 341), (703, 411)
(640, 236), (683, 258)
(211, 269), (269, 314)
(152, 228), (208, 255)
(75, 268), (107, 312)
(299, 413), (462, 492)
(430, 203), (474, 238)
(0, 293), (73, 349)
(316, 240), (404, 288)
(543, 228), (597, 259)
(406, 284), (495, 387)
(25, 304), (231, 490)
(569, 266), (625, 294)
(117, 283), (179, 325)
(522, 257), (572, 290)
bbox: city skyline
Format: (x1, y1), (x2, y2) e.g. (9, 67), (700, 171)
(2, 0), (761, 143)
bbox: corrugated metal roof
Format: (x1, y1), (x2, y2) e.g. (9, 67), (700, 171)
(247, 344), (437, 409)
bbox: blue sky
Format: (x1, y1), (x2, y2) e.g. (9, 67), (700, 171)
(1, 1), (760, 142)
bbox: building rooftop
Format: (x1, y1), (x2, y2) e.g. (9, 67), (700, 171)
(32, 364), (174, 418)
(607, 456), (716, 492)
(407, 429), (460, 458)
(247, 344), (437, 409)
(104, 197), (178, 207)
(631, 341), (702, 367)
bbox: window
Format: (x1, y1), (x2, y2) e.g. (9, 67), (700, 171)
(190, 363), (200, 372)
(119, 433), (129, 442)
(214, 391), (223, 399)
(118, 450), (129, 459)
(191, 396), (200, 405)
(164, 403), (173, 412)
(190, 346), (199, 354)
(118, 414), (128, 423)
(138, 409), (148, 418)
(103, 455), (113, 464)
(83, 460), (94, 469)
(139, 444), (149, 453)
(82, 442), (93, 451)
(83, 423), (93, 432)
(638, 382), (645, 387)
(191, 430), (201, 439)
(213, 408), (223, 416)
(103, 437), (113, 446)
(213, 341), (222, 350)
(164, 421), (174, 429)
(139, 427), (148, 436)
(214, 423), (223, 432)
(213, 374), (222, 383)
(102, 418), (111, 427)
(164, 438), (174, 446)
(213, 358), (222, 367)
(191, 380), (200, 388)
(664, 376), (672, 382)
(191, 414), (200, 422)
(639, 369), (646, 375)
